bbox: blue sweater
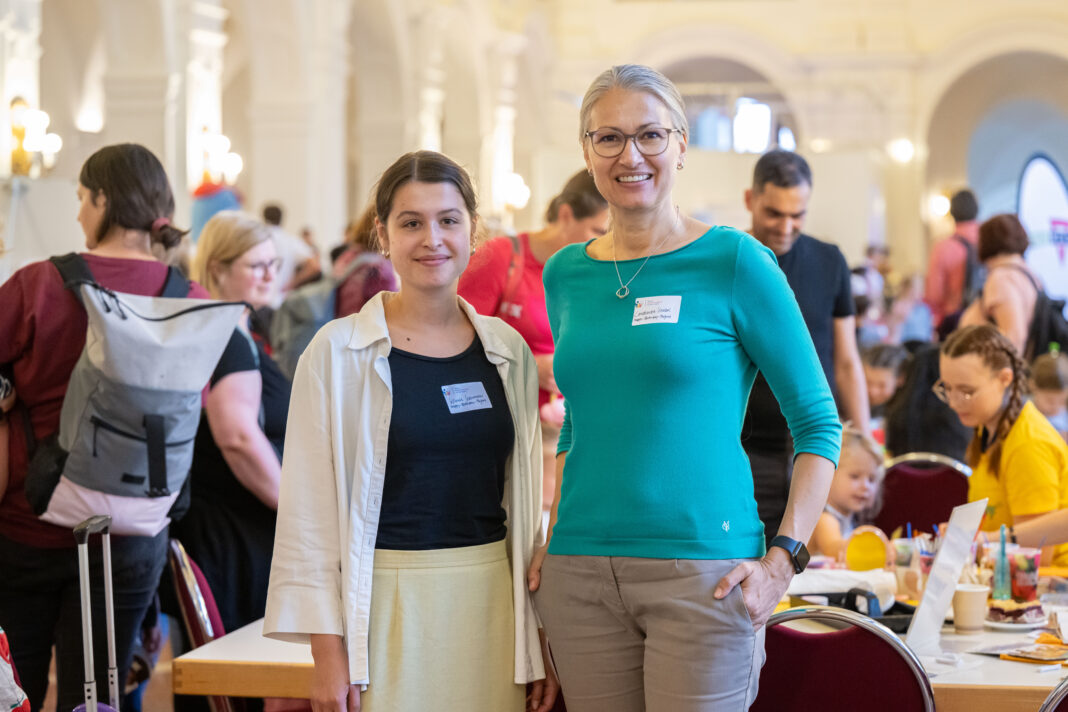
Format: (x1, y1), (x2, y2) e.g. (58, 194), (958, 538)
(544, 227), (842, 560)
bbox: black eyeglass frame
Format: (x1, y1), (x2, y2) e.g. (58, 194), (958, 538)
(583, 127), (683, 158)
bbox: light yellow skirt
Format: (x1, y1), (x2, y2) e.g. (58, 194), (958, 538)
(361, 539), (525, 712)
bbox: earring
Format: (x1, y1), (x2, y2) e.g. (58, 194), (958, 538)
(677, 161), (684, 170)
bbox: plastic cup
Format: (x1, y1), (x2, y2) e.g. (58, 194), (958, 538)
(953, 584), (990, 634)
(1011, 547), (1042, 602)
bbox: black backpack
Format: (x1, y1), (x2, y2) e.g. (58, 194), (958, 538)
(954, 235), (986, 306)
(984, 264), (1068, 360)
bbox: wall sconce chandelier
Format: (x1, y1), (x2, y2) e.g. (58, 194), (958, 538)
(10, 96), (62, 177)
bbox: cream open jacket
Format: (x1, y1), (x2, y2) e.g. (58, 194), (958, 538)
(263, 292), (546, 686)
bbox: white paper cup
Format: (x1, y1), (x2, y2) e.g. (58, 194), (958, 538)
(953, 584), (990, 634)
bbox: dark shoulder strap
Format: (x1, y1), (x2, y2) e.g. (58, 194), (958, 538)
(160, 265), (192, 297)
(49, 253), (96, 304)
(500, 235), (525, 309)
(996, 262), (1042, 293)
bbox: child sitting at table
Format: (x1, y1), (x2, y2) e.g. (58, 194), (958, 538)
(862, 344), (909, 440)
(809, 425), (885, 560)
(1032, 345), (1068, 441)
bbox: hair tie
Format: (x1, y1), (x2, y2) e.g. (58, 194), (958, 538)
(151, 217), (171, 233)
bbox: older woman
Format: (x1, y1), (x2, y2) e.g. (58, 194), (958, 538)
(178, 211), (290, 634)
(528, 65), (842, 711)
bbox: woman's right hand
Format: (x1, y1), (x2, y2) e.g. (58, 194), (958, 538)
(527, 543), (549, 592)
(310, 634), (360, 712)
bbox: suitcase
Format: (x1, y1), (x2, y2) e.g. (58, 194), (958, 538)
(72, 515), (119, 712)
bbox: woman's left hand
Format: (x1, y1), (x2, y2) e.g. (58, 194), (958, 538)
(713, 551), (795, 630)
(527, 629), (560, 712)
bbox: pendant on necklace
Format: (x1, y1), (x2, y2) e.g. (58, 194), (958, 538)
(616, 286), (629, 299)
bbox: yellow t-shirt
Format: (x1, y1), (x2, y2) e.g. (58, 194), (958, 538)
(970, 401), (1068, 566)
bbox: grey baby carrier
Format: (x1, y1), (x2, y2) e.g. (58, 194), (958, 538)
(25, 253), (244, 536)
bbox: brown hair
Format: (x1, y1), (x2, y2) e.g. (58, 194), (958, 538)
(978, 214), (1029, 262)
(374, 150), (477, 225)
(346, 203), (380, 252)
(1033, 347), (1068, 391)
(79, 143), (187, 249)
(544, 170), (607, 224)
(941, 324), (1031, 477)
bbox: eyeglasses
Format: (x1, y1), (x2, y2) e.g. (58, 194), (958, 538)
(931, 379), (979, 406)
(238, 257), (281, 277)
(584, 127), (682, 158)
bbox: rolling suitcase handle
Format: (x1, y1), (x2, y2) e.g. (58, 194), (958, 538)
(74, 515), (119, 712)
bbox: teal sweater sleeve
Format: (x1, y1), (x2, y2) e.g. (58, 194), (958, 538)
(730, 236), (842, 465)
(543, 227), (841, 560)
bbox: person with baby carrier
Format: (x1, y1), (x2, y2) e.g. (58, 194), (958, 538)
(0, 144), (241, 710)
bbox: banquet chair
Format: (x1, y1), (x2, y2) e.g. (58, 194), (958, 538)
(871, 452), (971, 536)
(749, 606), (934, 712)
(168, 539), (237, 712)
(168, 540), (312, 712)
(1040, 676), (1068, 712)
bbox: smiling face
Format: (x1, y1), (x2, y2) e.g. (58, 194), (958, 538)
(583, 88), (685, 214)
(378, 180), (475, 293)
(938, 353), (1013, 429)
(745, 182), (811, 256)
(213, 238), (279, 308)
(828, 444), (881, 515)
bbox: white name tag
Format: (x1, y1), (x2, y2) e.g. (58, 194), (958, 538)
(631, 295), (682, 326)
(441, 381), (493, 414)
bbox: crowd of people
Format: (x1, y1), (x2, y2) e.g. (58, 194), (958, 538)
(0, 61), (1067, 712)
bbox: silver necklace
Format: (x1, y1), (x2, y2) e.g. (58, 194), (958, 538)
(611, 205), (680, 299)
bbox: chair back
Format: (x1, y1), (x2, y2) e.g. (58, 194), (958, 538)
(1040, 677), (1068, 712)
(750, 606), (934, 712)
(167, 539), (235, 712)
(872, 453), (970, 536)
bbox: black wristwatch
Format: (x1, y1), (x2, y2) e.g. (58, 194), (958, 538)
(769, 535), (810, 574)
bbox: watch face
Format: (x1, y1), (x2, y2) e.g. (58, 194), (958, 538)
(795, 543), (810, 572)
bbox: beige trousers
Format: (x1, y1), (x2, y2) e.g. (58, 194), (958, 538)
(535, 555), (765, 712)
(361, 540), (526, 712)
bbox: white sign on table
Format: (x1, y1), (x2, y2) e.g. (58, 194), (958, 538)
(905, 498), (988, 658)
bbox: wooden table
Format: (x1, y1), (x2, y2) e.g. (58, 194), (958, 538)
(174, 619), (1064, 710)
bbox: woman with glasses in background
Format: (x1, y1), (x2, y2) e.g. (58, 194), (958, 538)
(528, 64), (842, 711)
(176, 211), (291, 650)
(938, 324), (1068, 565)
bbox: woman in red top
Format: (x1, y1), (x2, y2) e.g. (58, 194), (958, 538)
(0, 143), (210, 710)
(458, 170), (608, 512)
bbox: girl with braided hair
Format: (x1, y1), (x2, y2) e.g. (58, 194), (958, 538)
(938, 324), (1068, 565)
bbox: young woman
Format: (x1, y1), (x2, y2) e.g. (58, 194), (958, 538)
(459, 170), (608, 513)
(264, 151), (554, 712)
(960, 214), (1041, 357)
(938, 324), (1068, 565)
(0, 143), (209, 710)
(529, 64), (842, 711)
(176, 211), (289, 635)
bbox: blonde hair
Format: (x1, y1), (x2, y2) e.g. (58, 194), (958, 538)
(840, 424), (886, 517)
(191, 211), (274, 298)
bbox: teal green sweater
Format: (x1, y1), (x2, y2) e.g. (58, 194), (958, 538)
(544, 227), (842, 560)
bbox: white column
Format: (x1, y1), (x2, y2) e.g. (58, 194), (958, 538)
(245, 0), (349, 242)
(185, 0), (228, 192)
(0, 0), (41, 176)
(410, 7), (446, 151)
(480, 33), (527, 228)
(100, 0), (181, 184)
